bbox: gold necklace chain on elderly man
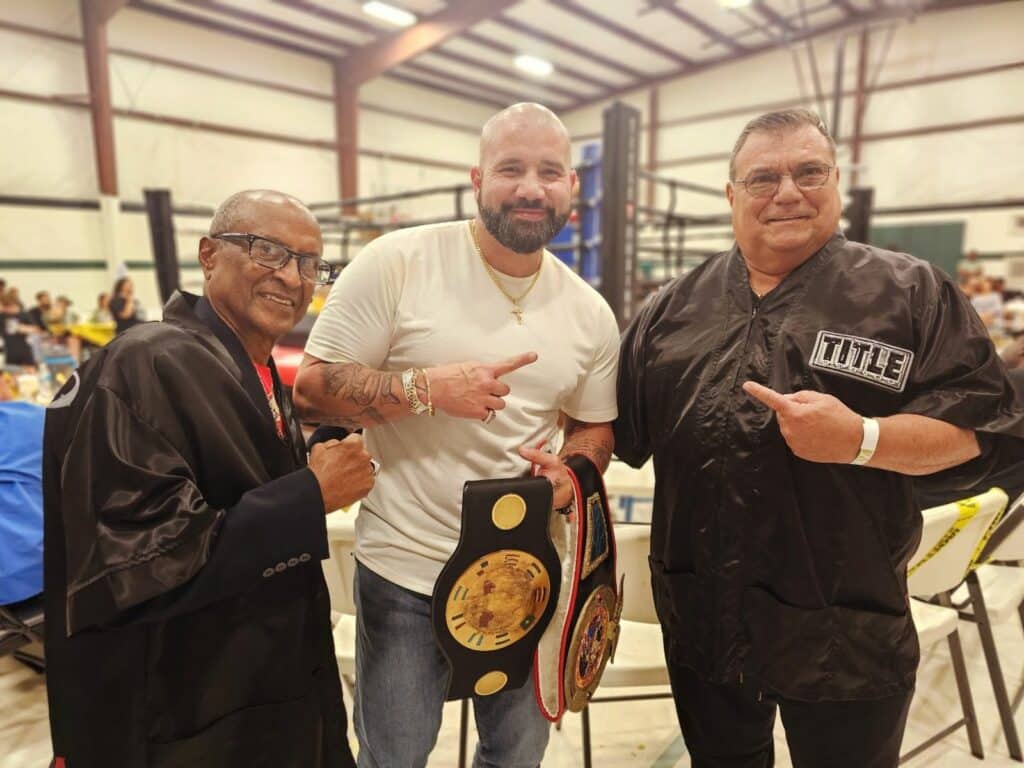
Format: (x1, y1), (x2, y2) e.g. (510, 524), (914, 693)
(469, 220), (543, 325)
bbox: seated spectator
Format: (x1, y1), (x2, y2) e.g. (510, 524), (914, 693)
(49, 296), (77, 326)
(1, 292), (37, 367)
(47, 296), (82, 363)
(89, 292), (112, 324)
(957, 248), (985, 279)
(25, 291), (51, 331)
(970, 276), (1004, 332)
(109, 277), (142, 335)
(0, 371), (44, 605)
(1003, 334), (1024, 367)
(993, 275), (1024, 303)
(5, 286), (24, 311)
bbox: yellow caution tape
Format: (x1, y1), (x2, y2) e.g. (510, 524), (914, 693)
(907, 493), (1007, 578)
(969, 501), (1006, 571)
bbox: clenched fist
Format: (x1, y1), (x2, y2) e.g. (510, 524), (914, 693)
(309, 433), (376, 512)
(742, 381), (864, 464)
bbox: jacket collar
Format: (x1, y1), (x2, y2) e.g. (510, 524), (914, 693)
(162, 291), (280, 433)
(727, 230), (847, 310)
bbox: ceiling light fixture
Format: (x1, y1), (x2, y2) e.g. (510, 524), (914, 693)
(719, 0), (753, 8)
(515, 54), (554, 78)
(362, 1), (417, 27)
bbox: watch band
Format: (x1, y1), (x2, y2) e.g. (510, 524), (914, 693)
(850, 417), (880, 466)
(401, 367), (431, 416)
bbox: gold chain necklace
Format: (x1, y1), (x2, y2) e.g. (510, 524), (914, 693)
(469, 220), (542, 325)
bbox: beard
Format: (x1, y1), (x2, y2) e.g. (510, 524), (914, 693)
(477, 196), (570, 255)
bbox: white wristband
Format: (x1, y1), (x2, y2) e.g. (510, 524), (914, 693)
(850, 417), (879, 466)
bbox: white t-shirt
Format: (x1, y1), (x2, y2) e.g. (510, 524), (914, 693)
(305, 220), (620, 595)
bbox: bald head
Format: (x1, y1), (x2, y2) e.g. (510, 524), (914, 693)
(479, 103), (571, 169)
(208, 189), (319, 238)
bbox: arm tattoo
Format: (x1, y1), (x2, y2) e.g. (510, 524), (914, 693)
(380, 373), (401, 406)
(303, 412), (367, 430)
(319, 362), (400, 427)
(323, 364), (349, 397)
(560, 417), (614, 473)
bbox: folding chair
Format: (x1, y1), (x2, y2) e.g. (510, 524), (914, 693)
(901, 487), (1008, 763)
(603, 459), (654, 523)
(951, 489), (1024, 761)
(324, 504), (359, 688)
(0, 592), (45, 673)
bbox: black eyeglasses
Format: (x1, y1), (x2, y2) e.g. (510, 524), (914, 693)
(734, 163), (833, 199)
(212, 233), (335, 285)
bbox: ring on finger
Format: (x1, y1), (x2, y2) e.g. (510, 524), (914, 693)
(482, 408), (496, 425)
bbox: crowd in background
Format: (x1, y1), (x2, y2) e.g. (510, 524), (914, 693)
(0, 277), (144, 377)
(958, 250), (1024, 341)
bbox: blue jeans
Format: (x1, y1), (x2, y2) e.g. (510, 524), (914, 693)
(353, 561), (550, 768)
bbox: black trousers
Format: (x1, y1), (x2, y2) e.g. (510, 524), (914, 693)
(667, 663), (913, 768)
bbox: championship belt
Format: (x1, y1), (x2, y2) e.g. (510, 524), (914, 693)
(432, 476), (561, 701)
(534, 454), (622, 721)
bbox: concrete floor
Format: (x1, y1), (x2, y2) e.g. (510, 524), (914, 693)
(4, 614), (1024, 767)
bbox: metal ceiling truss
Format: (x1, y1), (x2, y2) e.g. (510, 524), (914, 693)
(128, 0), (1009, 112)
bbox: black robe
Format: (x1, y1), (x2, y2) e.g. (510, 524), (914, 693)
(43, 292), (354, 767)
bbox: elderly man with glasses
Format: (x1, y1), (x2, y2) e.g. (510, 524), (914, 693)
(43, 190), (374, 768)
(614, 109), (1024, 767)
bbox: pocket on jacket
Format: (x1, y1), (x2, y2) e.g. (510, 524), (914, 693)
(648, 558), (710, 666)
(742, 585), (917, 700)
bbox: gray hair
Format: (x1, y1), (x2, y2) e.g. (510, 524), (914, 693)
(729, 108), (836, 181)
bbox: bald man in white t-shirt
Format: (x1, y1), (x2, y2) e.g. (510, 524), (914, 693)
(294, 103), (619, 768)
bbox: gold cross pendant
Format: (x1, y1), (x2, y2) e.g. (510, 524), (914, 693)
(511, 306), (524, 325)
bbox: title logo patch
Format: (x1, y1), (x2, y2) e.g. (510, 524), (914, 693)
(809, 331), (913, 392)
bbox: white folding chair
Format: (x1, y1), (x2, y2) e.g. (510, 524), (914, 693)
(575, 522), (670, 768)
(951, 489), (1024, 761)
(603, 458), (655, 522)
(324, 503), (359, 684)
(901, 487), (1009, 763)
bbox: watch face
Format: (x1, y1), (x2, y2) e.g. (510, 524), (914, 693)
(445, 549), (552, 652)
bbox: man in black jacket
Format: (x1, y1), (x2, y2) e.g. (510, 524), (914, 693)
(615, 109), (1024, 767)
(43, 190), (373, 768)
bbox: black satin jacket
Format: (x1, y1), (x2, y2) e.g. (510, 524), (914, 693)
(615, 234), (1024, 701)
(43, 292), (353, 767)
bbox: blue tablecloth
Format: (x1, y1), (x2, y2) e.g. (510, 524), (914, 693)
(0, 400), (44, 605)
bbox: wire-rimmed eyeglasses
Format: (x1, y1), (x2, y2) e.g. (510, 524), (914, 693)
(733, 163), (834, 199)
